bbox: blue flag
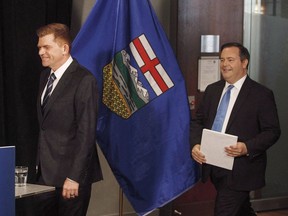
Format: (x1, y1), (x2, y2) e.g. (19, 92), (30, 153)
(0, 146), (15, 216)
(72, 0), (199, 215)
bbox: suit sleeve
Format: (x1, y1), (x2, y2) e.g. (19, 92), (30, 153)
(245, 89), (281, 158)
(69, 73), (98, 182)
(190, 86), (213, 150)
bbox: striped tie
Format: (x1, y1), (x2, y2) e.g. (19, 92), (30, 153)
(42, 73), (56, 112)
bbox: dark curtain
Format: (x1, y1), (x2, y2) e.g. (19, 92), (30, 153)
(0, 0), (73, 215)
(0, 0), (73, 182)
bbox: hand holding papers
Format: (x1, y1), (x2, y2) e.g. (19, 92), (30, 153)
(200, 129), (238, 170)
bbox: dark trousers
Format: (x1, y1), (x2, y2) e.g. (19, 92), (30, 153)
(35, 175), (92, 216)
(211, 166), (257, 216)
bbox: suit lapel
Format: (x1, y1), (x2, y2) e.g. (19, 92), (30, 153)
(41, 60), (77, 119)
(209, 81), (225, 129)
(37, 69), (50, 120)
(226, 76), (253, 131)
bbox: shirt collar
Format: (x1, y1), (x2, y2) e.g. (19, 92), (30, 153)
(50, 56), (73, 79)
(225, 75), (247, 91)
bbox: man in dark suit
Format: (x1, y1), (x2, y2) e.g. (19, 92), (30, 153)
(191, 42), (281, 216)
(35, 23), (102, 216)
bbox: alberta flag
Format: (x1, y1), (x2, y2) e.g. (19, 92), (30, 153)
(72, 0), (199, 215)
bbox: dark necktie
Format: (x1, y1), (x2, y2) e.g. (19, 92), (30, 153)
(211, 85), (234, 132)
(42, 73), (56, 111)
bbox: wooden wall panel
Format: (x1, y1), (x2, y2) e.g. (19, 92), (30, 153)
(174, 0), (244, 116)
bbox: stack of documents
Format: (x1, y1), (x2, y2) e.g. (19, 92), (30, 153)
(200, 129), (238, 170)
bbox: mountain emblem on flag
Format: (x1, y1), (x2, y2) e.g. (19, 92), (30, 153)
(102, 50), (149, 119)
(102, 34), (174, 119)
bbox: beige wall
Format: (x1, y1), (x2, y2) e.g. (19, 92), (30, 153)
(71, 0), (171, 215)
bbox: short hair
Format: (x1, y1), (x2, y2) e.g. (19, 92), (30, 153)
(36, 23), (71, 48)
(220, 42), (250, 68)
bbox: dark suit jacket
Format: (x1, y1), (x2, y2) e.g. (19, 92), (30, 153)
(191, 76), (281, 191)
(37, 59), (102, 187)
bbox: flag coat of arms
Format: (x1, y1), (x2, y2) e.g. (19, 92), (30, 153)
(72, 0), (199, 215)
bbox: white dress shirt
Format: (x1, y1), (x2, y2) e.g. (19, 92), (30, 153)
(220, 75), (247, 133)
(41, 56), (73, 104)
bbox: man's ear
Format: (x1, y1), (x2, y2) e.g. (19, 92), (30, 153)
(63, 44), (70, 55)
(242, 59), (249, 69)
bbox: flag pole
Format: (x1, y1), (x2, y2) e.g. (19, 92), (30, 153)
(119, 187), (124, 216)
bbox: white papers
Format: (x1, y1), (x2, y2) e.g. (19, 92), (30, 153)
(200, 129), (238, 170)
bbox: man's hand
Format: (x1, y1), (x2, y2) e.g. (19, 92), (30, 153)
(62, 178), (79, 199)
(191, 144), (206, 164)
(225, 142), (248, 157)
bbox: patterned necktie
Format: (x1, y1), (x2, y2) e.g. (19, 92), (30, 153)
(42, 73), (56, 111)
(211, 85), (234, 132)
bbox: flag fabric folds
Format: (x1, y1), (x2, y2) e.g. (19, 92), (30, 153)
(71, 0), (199, 215)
